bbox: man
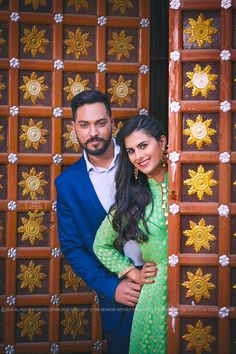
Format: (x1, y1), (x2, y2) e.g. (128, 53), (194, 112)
(55, 89), (141, 353)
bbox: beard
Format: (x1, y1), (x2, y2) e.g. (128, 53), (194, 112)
(78, 131), (113, 156)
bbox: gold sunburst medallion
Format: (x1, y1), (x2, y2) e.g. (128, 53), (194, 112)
(183, 218), (216, 253)
(108, 0), (133, 14)
(182, 268), (215, 303)
(184, 13), (218, 48)
(64, 74), (90, 101)
(108, 30), (135, 61)
(20, 119), (48, 150)
(18, 210), (47, 245)
(20, 72), (48, 104)
(182, 320), (216, 354)
(63, 125), (80, 152)
(61, 307), (89, 339)
(17, 260), (47, 293)
(183, 114), (216, 150)
(112, 121), (123, 138)
(184, 165), (217, 201)
(64, 27), (92, 60)
(0, 125), (4, 142)
(0, 75), (6, 99)
(20, 25), (49, 58)
(18, 167), (48, 200)
(17, 308), (46, 340)
(185, 64), (218, 98)
(108, 75), (135, 107)
(24, 0), (47, 10)
(67, 0), (88, 12)
(0, 29), (6, 51)
(61, 264), (86, 291)
(0, 174), (3, 190)
(233, 180), (236, 186)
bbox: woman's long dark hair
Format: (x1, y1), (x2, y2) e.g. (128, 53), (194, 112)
(112, 115), (165, 251)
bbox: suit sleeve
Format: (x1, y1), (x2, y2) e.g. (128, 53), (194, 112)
(56, 187), (120, 302)
(93, 215), (135, 278)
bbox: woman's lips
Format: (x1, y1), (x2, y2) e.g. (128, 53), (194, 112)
(138, 159), (150, 168)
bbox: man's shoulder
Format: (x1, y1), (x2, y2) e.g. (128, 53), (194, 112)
(55, 156), (86, 186)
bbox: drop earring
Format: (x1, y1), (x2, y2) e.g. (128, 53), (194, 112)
(134, 167), (138, 180)
(161, 149), (168, 167)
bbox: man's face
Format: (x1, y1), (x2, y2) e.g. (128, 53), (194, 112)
(72, 102), (114, 156)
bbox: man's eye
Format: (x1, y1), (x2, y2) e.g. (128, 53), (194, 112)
(80, 123), (88, 128)
(98, 121), (106, 127)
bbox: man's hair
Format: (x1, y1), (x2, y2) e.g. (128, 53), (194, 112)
(71, 89), (112, 121)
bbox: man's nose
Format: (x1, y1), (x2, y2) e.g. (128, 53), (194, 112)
(89, 124), (98, 136)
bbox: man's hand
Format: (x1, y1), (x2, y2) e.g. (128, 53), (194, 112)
(114, 278), (141, 307)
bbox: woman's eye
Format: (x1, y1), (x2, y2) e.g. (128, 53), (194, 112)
(140, 144), (147, 149)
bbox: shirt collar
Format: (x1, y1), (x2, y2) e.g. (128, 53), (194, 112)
(84, 138), (120, 172)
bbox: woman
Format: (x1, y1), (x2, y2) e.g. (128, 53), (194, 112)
(93, 115), (168, 354)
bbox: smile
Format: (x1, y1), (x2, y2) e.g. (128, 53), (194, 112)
(138, 159), (150, 168)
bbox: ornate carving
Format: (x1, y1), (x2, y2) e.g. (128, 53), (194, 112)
(64, 27), (92, 60)
(16, 308), (46, 340)
(107, 30), (134, 61)
(63, 124), (80, 152)
(185, 64), (218, 98)
(108, 0), (133, 14)
(112, 121), (123, 138)
(67, 0), (88, 12)
(20, 119), (48, 150)
(61, 307), (89, 339)
(108, 75), (135, 107)
(0, 29), (6, 51)
(61, 264), (86, 291)
(0, 75), (6, 99)
(183, 219), (216, 252)
(20, 25), (49, 57)
(0, 125), (4, 142)
(19, 72), (48, 104)
(64, 74), (90, 101)
(17, 260), (47, 292)
(18, 210), (47, 245)
(18, 167), (48, 200)
(24, 0), (47, 10)
(182, 320), (216, 353)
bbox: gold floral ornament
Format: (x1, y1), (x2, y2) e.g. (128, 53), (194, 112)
(63, 125), (80, 152)
(0, 125), (4, 142)
(64, 27), (92, 60)
(0, 221), (3, 244)
(17, 260), (47, 293)
(183, 218), (216, 253)
(20, 119), (48, 150)
(0, 174), (3, 190)
(61, 307), (89, 339)
(108, 75), (135, 107)
(233, 283), (236, 289)
(67, 0), (88, 12)
(182, 268), (216, 303)
(0, 29), (6, 51)
(108, 0), (133, 14)
(18, 210), (47, 245)
(184, 13), (218, 48)
(112, 121), (123, 138)
(0, 75), (6, 99)
(20, 25), (49, 58)
(183, 114), (216, 150)
(61, 264), (86, 291)
(185, 64), (218, 98)
(64, 74), (90, 101)
(18, 167), (48, 200)
(108, 30), (135, 61)
(24, 0), (47, 10)
(17, 308), (46, 341)
(182, 320), (216, 354)
(184, 165), (217, 201)
(20, 72), (48, 104)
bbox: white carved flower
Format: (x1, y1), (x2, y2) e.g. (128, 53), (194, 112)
(8, 248), (17, 260)
(220, 100), (231, 112)
(54, 13), (63, 23)
(97, 16), (107, 26)
(51, 248), (61, 258)
(10, 58), (20, 68)
(54, 59), (64, 70)
(221, 0), (232, 9)
(140, 18), (150, 28)
(168, 306), (178, 317)
(170, 0), (181, 10)
(139, 65), (149, 74)
(50, 343), (59, 354)
(53, 154), (63, 165)
(220, 50), (231, 61)
(94, 341), (103, 351)
(219, 255), (230, 266)
(6, 296), (16, 306)
(168, 254), (179, 267)
(51, 295), (60, 305)
(139, 109), (148, 116)
(8, 201), (17, 211)
(5, 345), (15, 354)
(169, 203), (179, 215)
(52, 201), (57, 211)
(9, 106), (19, 116)
(97, 62), (107, 72)
(219, 152), (230, 163)
(10, 12), (20, 22)
(8, 153), (18, 164)
(170, 51), (180, 61)
(218, 204), (229, 217)
(169, 151), (179, 163)
(53, 107), (63, 117)
(170, 101), (180, 112)
(218, 307), (229, 318)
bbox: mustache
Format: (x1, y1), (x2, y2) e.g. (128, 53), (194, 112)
(86, 137), (106, 144)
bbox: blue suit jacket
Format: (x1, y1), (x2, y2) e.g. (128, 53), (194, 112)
(55, 156), (124, 331)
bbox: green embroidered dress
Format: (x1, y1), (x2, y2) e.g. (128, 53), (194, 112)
(94, 175), (168, 354)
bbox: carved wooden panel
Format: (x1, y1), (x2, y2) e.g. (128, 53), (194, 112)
(169, 1), (236, 354)
(0, 1), (150, 353)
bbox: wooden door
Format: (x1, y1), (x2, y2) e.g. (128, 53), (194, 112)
(0, 0), (150, 352)
(168, 1), (236, 353)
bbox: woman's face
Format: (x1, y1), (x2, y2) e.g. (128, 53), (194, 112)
(124, 129), (166, 179)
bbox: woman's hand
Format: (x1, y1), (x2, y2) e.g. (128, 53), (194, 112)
(126, 262), (158, 285)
